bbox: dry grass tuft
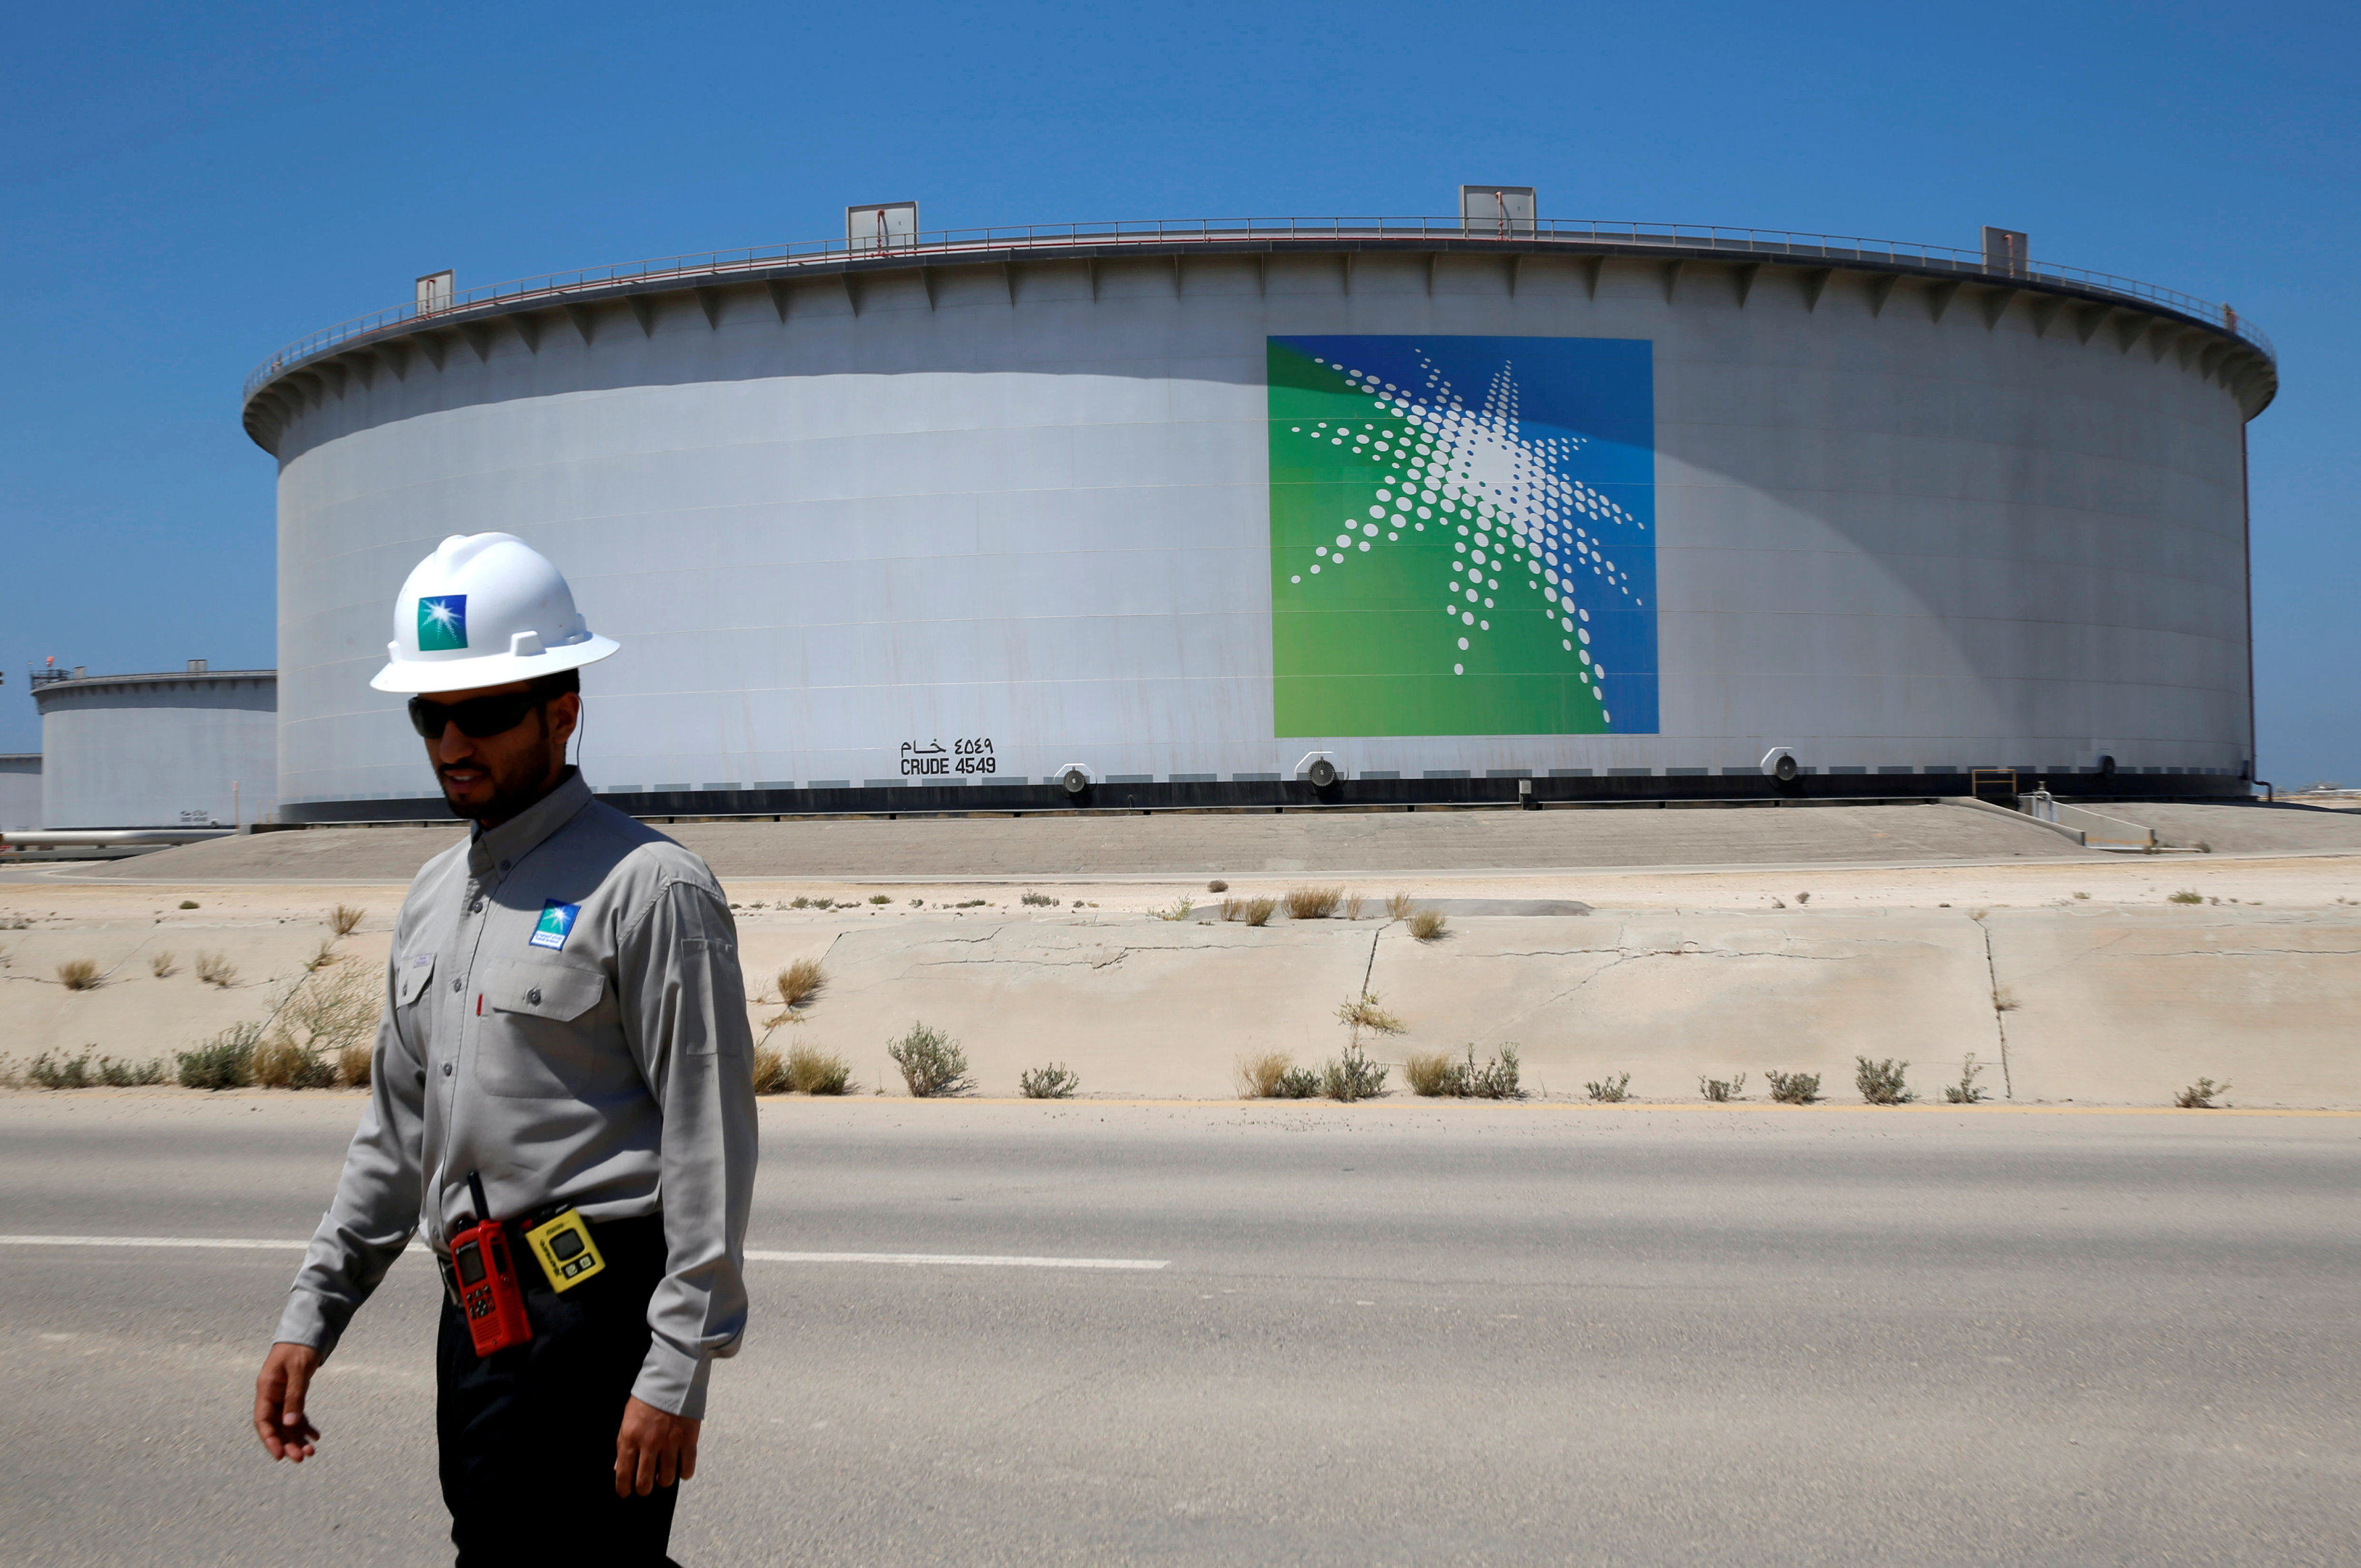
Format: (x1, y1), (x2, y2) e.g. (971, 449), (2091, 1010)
(1222, 895), (1277, 927)
(194, 950), (237, 988)
(1402, 1049), (1460, 1097)
(149, 950), (177, 979)
(305, 938), (343, 972)
(1335, 991), (1406, 1038)
(328, 904), (364, 937)
(1344, 892), (1367, 921)
(250, 1035), (337, 1090)
(1387, 891), (1417, 921)
(56, 958), (103, 991)
(1235, 1051), (1292, 1099)
(1284, 885), (1344, 921)
(337, 1043), (374, 1088)
(776, 958), (826, 1010)
(2167, 889), (2203, 904)
(787, 1041), (853, 1095)
(749, 1047), (793, 1094)
(1407, 909), (1448, 942)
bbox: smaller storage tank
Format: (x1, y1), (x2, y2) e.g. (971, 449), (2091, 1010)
(30, 663), (277, 828)
(0, 754), (38, 830)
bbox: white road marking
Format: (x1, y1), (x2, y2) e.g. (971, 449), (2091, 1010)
(0, 1235), (1168, 1271)
(743, 1250), (1168, 1271)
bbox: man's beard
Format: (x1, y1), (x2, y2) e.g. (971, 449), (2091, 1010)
(438, 720), (561, 825)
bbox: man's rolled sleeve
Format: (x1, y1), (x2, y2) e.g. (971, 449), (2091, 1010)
(275, 955), (430, 1356)
(615, 876), (758, 1418)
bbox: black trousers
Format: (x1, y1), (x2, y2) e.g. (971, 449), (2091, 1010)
(436, 1213), (682, 1567)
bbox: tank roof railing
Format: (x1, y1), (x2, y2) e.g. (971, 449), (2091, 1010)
(244, 216), (2273, 400)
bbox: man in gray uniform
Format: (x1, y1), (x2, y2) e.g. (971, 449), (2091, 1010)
(252, 533), (758, 1565)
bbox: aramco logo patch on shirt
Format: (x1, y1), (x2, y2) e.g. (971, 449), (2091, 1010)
(418, 594), (469, 651)
(530, 900), (580, 951)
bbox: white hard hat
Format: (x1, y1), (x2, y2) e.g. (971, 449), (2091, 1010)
(370, 533), (618, 695)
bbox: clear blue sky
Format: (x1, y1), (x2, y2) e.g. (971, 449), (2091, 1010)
(3, 1), (2352, 782)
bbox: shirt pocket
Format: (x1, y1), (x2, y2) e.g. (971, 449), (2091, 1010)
(474, 958), (612, 1099)
(395, 951), (436, 1006)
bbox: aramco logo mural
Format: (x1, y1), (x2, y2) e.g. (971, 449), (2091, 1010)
(1268, 335), (1657, 738)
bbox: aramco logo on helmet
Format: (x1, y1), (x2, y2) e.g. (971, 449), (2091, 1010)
(418, 595), (469, 651)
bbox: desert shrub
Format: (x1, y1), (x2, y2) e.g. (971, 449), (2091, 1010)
(1699, 1072), (1746, 1103)
(1943, 1054), (1989, 1103)
(1765, 1069), (1821, 1105)
(777, 958), (826, 1010)
(26, 1051), (159, 1088)
(2167, 890), (2202, 904)
(177, 900), (198, 910)
(1019, 1062), (1080, 1099)
(2175, 1076), (2232, 1109)
(1021, 892), (1058, 907)
(149, 950), (177, 979)
(1408, 910), (1448, 942)
(329, 904), (364, 937)
(1284, 885), (1343, 921)
(888, 1022), (973, 1097)
(1409, 1044), (1524, 1099)
(337, 1043), (373, 1088)
(177, 1022), (262, 1090)
(252, 1035), (338, 1090)
(57, 958), (103, 991)
(1274, 1066), (1322, 1098)
(788, 896), (812, 908)
(749, 1047), (793, 1094)
(787, 1041), (853, 1095)
(194, 950), (237, 988)
(2073, 890), (2090, 900)
(1153, 896), (1195, 922)
(1856, 1056), (1912, 1105)
(1320, 1046), (1389, 1102)
(1236, 1051), (1291, 1098)
(867, 894), (890, 905)
(27, 1051), (94, 1088)
(275, 963), (378, 1062)
(1206, 879), (1229, 893)
(1585, 1073), (1632, 1103)
(1796, 892), (1811, 905)
(909, 897), (924, 907)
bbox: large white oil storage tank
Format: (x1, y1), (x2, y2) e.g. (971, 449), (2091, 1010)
(30, 663), (277, 828)
(0, 753), (38, 830)
(241, 199), (2275, 821)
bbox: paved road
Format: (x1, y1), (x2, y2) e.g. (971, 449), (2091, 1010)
(3, 1097), (2356, 1565)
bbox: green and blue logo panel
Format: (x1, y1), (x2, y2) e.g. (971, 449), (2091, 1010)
(1269, 335), (1656, 738)
(530, 900), (579, 951)
(418, 594), (469, 652)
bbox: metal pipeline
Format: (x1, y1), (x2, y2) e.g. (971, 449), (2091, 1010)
(1, 828), (235, 848)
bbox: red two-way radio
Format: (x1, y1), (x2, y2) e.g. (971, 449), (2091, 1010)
(451, 1171), (532, 1357)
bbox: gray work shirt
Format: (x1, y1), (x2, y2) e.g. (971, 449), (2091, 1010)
(274, 770), (758, 1417)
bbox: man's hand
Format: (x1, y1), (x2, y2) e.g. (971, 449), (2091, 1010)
(253, 1342), (324, 1462)
(615, 1395), (700, 1497)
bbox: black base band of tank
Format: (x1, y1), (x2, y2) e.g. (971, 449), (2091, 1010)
(279, 769), (2250, 825)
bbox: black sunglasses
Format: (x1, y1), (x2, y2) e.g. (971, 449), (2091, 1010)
(407, 691), (546, 741)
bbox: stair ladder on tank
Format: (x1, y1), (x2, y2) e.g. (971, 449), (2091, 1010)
(1970, 768), (2019, 807)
